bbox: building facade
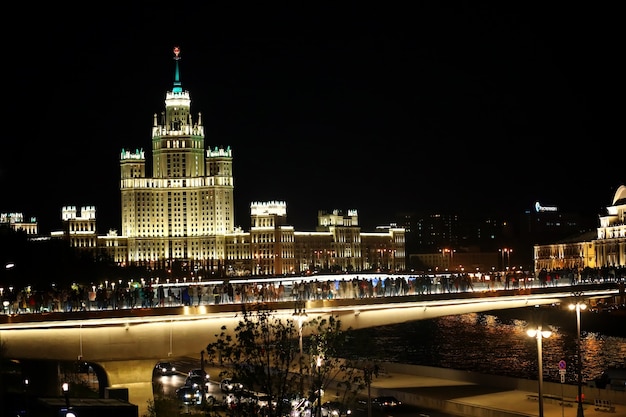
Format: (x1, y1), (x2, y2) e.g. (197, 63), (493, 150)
(534, 185), (626, 275)
(0, 213), (38, 235)
(64, 47), (405, 277)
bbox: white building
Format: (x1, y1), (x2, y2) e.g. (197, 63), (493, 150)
(534, 185), (626, 274)
(0, 212), (38, 235)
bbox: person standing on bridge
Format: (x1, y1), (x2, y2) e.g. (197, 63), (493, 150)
(158, 285), (165, 307)
(220, 283), (228, 303)
(190, 284), (198, 306)
(213, 284), (221, 304)
(227, 282), (234, 303)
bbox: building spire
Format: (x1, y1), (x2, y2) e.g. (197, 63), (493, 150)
(173, 46), (182, 93)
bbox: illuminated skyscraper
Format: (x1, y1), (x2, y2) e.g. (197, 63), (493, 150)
(54, 47), (406, 276)
(118, 47), (235, 272)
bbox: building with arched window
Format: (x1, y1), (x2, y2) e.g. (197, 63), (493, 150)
(534, 185), (626, 276)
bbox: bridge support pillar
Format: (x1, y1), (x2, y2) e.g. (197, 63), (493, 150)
(100, 359), (156, 417)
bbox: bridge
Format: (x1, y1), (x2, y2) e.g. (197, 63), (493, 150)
(0, 282), (621, 415)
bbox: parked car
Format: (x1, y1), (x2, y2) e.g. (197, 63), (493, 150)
(222, 389), (275, 411)
(220, 378), (244, 392)
(176, 385), (203, 405)
(154, 361), (176, 376)
(371, 395), (401, 409)
(240, 390), (275, 408)
(321, 400), (352, 416)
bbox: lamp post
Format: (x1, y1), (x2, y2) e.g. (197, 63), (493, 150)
(527, 325), (552, 417)
(23, 378), (29, 416)
(316, 355), (323, 417)
(62, 382), (70, 409)
(569, 292), (587, 417)
(361, 361), (378, 417)
(500, 248), (512, 271)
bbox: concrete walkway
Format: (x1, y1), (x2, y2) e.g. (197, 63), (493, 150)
(202, 361), (623, 417)
(369, 367), (624, 417)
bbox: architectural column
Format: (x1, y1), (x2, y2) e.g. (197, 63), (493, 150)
(100, 359), (156, 417)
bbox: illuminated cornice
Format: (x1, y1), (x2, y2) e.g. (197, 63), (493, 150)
(207, 146), (232, 158)
(165, 91), (190, 107)
(120, 149), (145, 160)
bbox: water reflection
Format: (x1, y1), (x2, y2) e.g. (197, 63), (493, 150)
(349, 308), (626, 384)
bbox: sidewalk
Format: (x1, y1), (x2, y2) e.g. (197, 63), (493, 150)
(369, 369), (623, 417)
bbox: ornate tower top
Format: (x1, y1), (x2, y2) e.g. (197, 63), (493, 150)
(172, 46), (182, 93)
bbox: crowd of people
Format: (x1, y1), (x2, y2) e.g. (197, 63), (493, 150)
(1, 266), (624, 315)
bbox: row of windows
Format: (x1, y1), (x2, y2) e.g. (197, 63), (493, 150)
(68, 222), (96, 232)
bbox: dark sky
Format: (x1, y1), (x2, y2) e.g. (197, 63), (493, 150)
(2, 4), (623, 234)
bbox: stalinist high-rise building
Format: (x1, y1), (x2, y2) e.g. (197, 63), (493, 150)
(60, 47), (407, 277)
(119, 46), (236, 273)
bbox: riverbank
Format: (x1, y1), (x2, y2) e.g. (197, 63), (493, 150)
(372, 362), (625, 417)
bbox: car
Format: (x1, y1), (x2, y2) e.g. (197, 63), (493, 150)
(188, 368), (210, 381)
(220, 378), (244, 392)
(239, 390), (275, 408)
(321, 400), (352, 416)
(185, 374), (210, 392)
(222, 391), (240, 408)
(176, 385), (203, 405)
(371, 395), (401, 409)
(154, 361), (176, 376)
(222, 390), (275, 411)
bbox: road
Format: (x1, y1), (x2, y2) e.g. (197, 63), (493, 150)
(157, 356), (459, 417)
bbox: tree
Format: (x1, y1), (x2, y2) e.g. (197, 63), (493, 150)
(205, 303), (366, 417)
(307, 314), (365, 417)
(306, 315), (384, 417)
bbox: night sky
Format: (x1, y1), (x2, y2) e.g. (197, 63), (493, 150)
(2, 4), (623, 234)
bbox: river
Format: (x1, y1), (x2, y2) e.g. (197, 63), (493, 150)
(346, 305), (626, 384)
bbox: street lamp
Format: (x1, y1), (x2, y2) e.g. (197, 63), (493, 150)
(500, 248), (512, 271)
(61, 382), (72, 412)
(316, 355), (323, 417)
(569, 292), (587, 417)
(23, 378), (30, 416)
(360, 361), (379, 417)
(527, 325), (552, 417)
(441, 248), (455, 271)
